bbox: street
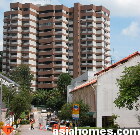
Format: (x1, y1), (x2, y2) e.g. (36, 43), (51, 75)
(19, 111), (53, 135)
(19, 124), (52, 135)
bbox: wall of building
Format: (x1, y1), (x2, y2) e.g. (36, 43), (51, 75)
(97, 55), (140, 128)
(67, 71), (96, 102)
(3, 2), (111, 90)
(72, 85), (96, 112)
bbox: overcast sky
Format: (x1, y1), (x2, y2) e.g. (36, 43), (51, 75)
(0, 0), (140, 62)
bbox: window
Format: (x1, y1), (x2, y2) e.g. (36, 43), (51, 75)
(55, 29), (61, 32)
(23, 8), (29, 11)
(81, 10), (86, 13)
(87, 35), (92, 38)
(11, 14), (17, 18)
(87, 60), (92, 63)
(55, 55), (62, 57)
(55, 10), (62, 13)
(87, 22), (92, 25)
(87, 16), (92, 19)
(55, 61), (62, 64)
(55, 35), (62, 38)
(81, 67), (86, 70)
(55, 48), (62, 51)
(55, 42), (61, 44)
(81, 16), (86, 19)
(23, 14), (29, 17)
(55, 22), (62, 25)
(55, 16), (62, 19)
(81, 35), (86, 38)
(22, 27), (29, 30)
(11, 40), (17, 42)
(11, 20), (17, 23)
(10, 59), (17, 62)
(87, 41), (92, 44)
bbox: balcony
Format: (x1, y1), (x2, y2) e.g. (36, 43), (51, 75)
(96, 55), (104, 60)
(38, 76), (54, 81)
(11, 29), (18, 31)
(37, 83), (57, 89)
(38, 56), (53, 62)
(38, 50), (53, 55)
(11, 42), (18, 45)
(96, 49), (103, 53)
(96, 62), (104, 65)
(23, 23), (30, 26)
(22, 42), (29, 45)
(23, 29), (30, 32)
(11, 16), (18, 19)
(11, 22), (18, 25)
(38, 70), (54, 75)
(38, 63), (53, 68)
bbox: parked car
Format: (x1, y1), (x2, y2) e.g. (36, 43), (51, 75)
(49, 121), (58, 127)
(41, 109), (47, 113)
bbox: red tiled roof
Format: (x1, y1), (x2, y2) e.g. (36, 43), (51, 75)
(95, 51), (140, 76)
(70, 79), (97, 93)
(70, 51), (140, 93)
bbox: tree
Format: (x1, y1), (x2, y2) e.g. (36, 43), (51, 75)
(46, 89), (65, 112)
(9, 64), (33, 90)
(114, 64), (140, 110)
(32, 89), (65, 112)
(3, 64), (34, 124)
(9, 91), (32, 122)
(57, 73), (71, 99)
(58, 101), (91, 126)
(32, 89), (48, 106)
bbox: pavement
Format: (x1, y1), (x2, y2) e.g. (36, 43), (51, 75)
(18, 111), (53, 135)
(19, 124), (53, 135)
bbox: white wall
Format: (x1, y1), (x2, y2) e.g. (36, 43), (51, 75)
(97, 55), (140, 128)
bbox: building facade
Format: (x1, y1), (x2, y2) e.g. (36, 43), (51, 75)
(69, 52), (140, 128)
(3, 2), (110, 90)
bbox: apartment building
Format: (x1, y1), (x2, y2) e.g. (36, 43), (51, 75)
(3, 2), (110, 90)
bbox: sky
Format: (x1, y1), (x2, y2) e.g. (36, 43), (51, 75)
(0, 0), (140, 62)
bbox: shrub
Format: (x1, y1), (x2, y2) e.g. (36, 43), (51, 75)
(20, 120), (30, 125)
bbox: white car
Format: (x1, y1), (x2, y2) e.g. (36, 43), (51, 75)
(41, 109), (47, 113)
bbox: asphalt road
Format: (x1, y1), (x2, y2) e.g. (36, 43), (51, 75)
(19, 111), (53, 135)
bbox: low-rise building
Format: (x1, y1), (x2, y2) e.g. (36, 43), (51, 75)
(68, 51), (140, 128)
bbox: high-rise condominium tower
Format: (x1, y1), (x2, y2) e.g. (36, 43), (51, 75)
(3, 2), (110, 90)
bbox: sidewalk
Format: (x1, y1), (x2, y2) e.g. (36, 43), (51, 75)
(18, 124), (52, 135)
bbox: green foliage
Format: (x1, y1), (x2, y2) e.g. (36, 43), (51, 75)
(108, 114), (120, 129)
(114, 64), (140, 110)
(32, 89), (48, 106)
(57, 73), (71, 99)
(46, 89), (65, 111)
(58, 102), (72, 120)
(9, 64), (33, 90)
(9, 91), (32, 120)
(32, 89), (65, 111)
(20, 120), (30, 125)
(20, 112), (26, 119)
(3, 64), (33, 122)
(32, 73), (71, 111)
(58, 101), (90, 126)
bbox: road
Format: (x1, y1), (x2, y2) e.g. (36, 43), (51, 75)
(19, 111), (53, 135)
(20, 124), (52, 135)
